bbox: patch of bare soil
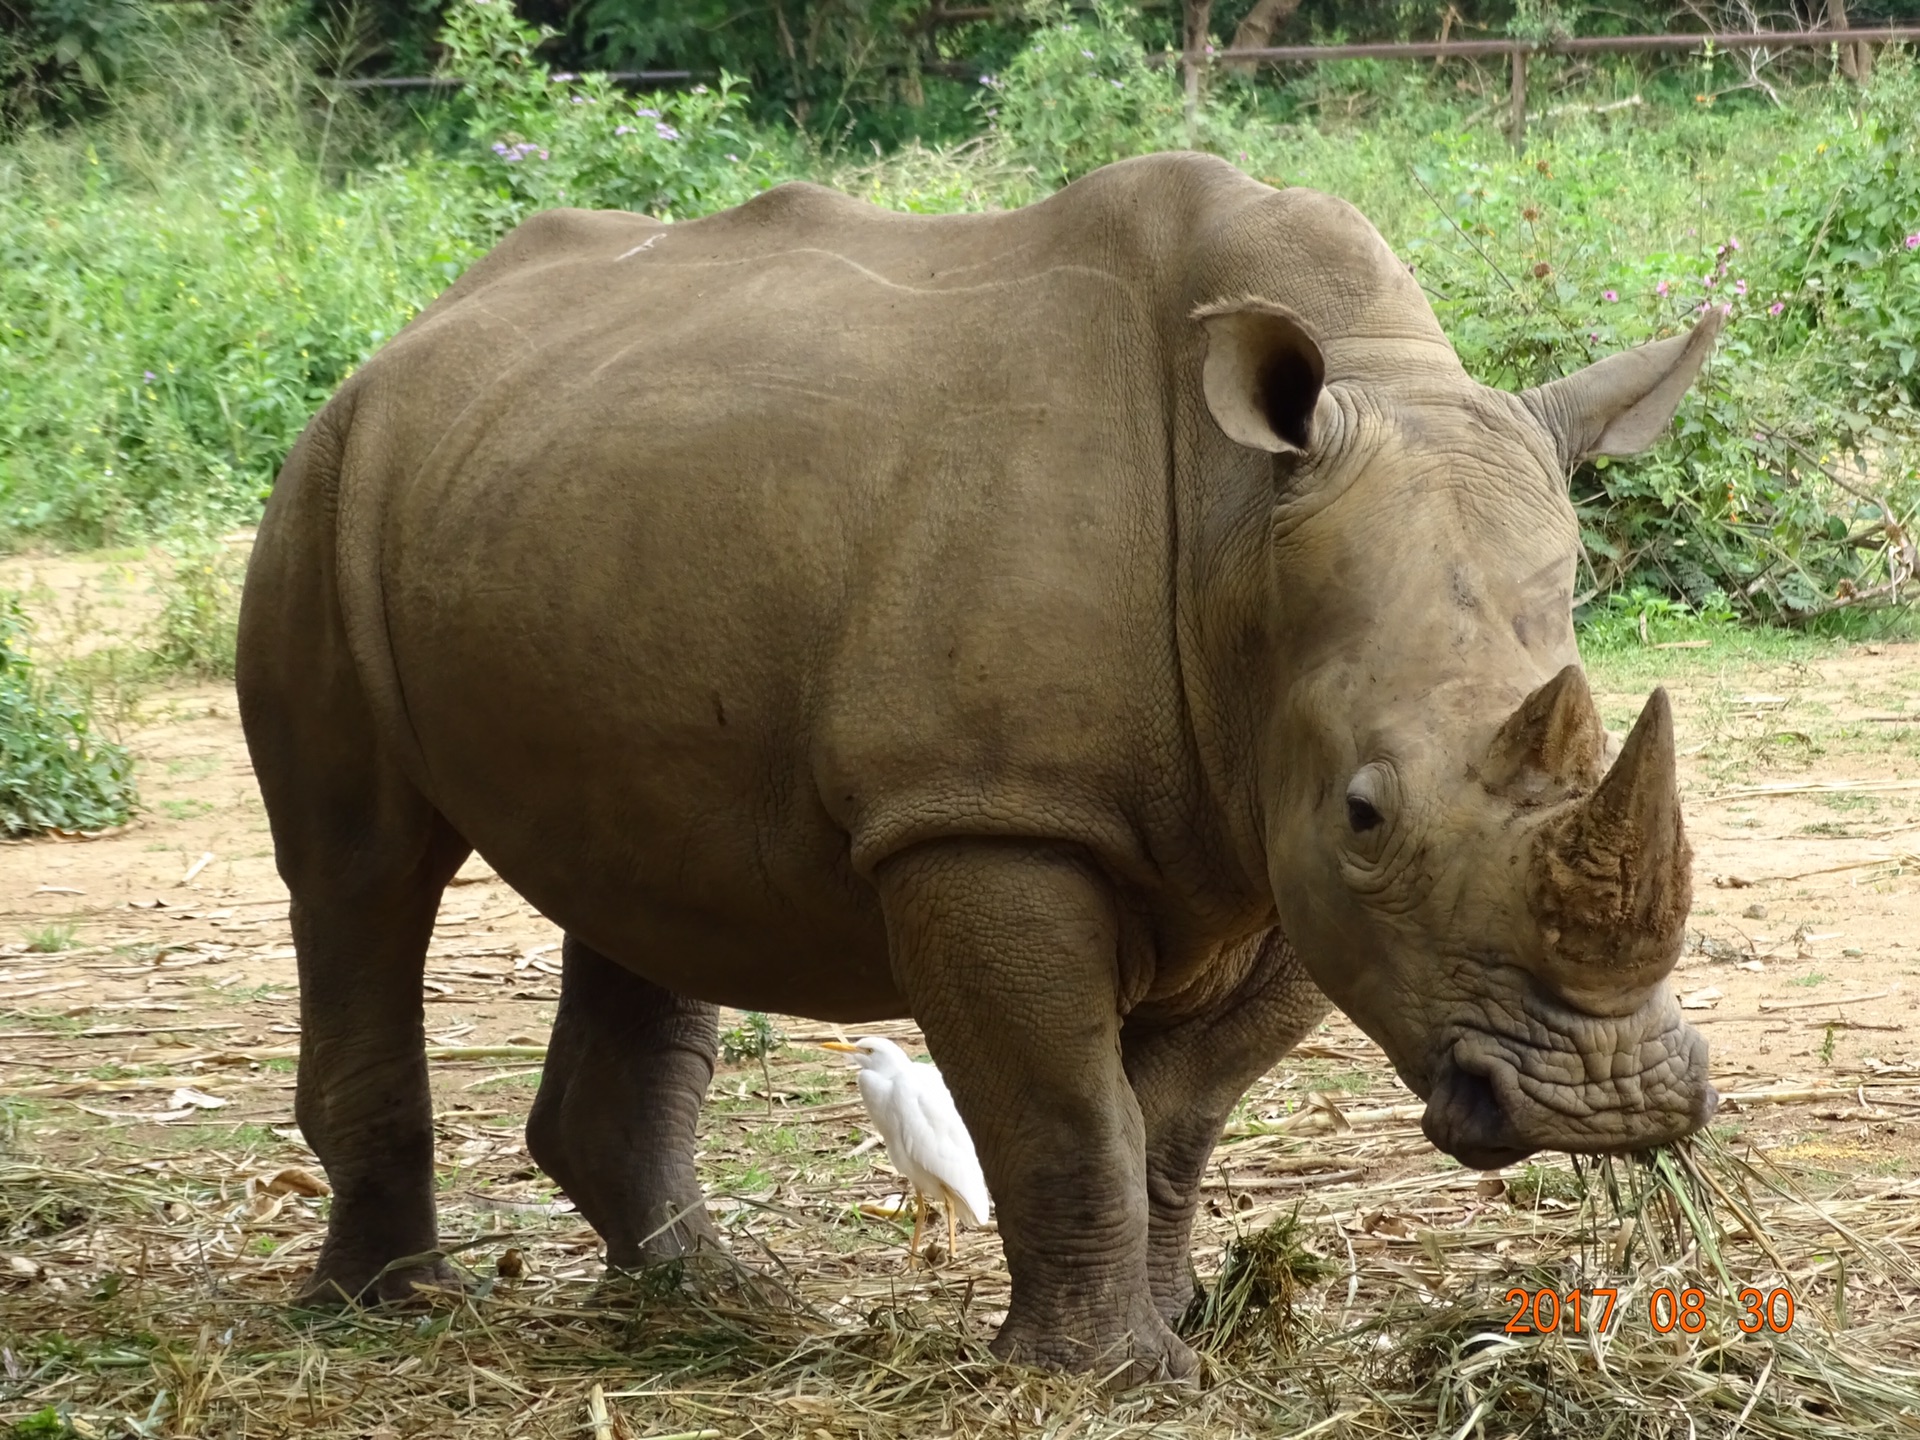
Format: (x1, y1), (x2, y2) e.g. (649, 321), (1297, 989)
(2, 568), (1917, 1436)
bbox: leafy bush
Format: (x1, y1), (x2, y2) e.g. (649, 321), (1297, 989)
(0, 594), (137, 836)
(1388, 94), (1918, 622)
(986, 3), (1186, 188)
(149, 525), (242, 678)
(1778, 52), (1920, 406)
(438, 0), (774, 225)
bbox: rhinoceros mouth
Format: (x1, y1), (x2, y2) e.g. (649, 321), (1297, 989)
(1418, 991), (1717, 1170)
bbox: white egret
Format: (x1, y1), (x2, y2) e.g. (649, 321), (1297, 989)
(823, 1037), (991, 1263)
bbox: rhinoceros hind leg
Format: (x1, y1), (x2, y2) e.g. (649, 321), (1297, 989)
(1122, 929), (1331, 1324)
(526, 938), (722, 1271)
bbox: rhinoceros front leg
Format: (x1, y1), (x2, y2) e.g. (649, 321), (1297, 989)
(876, 840), (1192, 1383)
(526, 937), (721, 1270)
(1121, 930), (1331, 1322)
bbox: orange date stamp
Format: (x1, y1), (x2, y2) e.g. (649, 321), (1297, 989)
(1502, 1286), (1797, 1336)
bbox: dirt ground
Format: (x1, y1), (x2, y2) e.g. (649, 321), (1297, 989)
(3, 552), (1918, 1438)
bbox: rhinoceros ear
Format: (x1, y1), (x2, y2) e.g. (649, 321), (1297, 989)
(1196, 299), (1326, 454)
(1521, 306), (1727, 467)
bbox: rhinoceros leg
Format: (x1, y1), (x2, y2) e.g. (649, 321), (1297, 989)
(876, 840), (1193, 1383)
(526, 938), (721, 1269)
(1121, 930), (1331, 1322)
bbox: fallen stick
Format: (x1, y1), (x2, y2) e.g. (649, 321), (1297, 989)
(1702, 778), (1920, 802)
(1714, 854), (1911, 886)
(1759, 989), (1890, 1013)
(1203, 1169), (1367, 1190)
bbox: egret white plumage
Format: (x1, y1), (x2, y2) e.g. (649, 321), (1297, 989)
(823, 1037), (991, 1263)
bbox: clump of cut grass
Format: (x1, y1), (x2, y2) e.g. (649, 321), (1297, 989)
(1180, 1208), (1335, 1357)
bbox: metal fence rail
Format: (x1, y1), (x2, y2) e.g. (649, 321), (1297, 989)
(336, 25), (1920, 150)
(1198, 26), (1920, 149)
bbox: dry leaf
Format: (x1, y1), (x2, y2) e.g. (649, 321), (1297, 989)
(260, 1166), (329, 1198)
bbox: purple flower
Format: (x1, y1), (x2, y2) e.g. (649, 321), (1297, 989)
(1734, 278), (1747, 295)
(655, 122), (680, 141)
(1081, 48), (1095, 58)
(1109, 78), (1124, 89)
(143, 370), (156, 383)
(1587, 331), (1600, 341)
(615, 124), (633, 136)
(979, 73), (1001, 89)
(1769, 301), (1785, 315)
(1907, 232), (1920, 249)
(1729, 236), (1741, 251)
(570, 95), (585, 105)
(726, 152), (740, 162)
(1704, 274), (1717, 289)
(1602, 289), (1618, 302)
(1655, 279), (1669, 297)
(636, 107), (659, 118)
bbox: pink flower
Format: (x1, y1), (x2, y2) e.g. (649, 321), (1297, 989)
(1907, 232), (1920, 249)
(1768, 301), (1784, 315)
(1603, 289), (1618, 302)
(1655, 280), (1670, 297)
(1729, 236), (1741, 251)
(1734, 279), (1747, 295)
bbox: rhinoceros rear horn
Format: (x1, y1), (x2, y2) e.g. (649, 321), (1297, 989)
(1530, 688), (1691, 976)
(1483, 664), (1605, 802)
(1195, 299), (1326, 454)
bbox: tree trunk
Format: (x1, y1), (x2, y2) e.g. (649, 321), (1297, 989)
(1224, 0), (1303, 75)
(1182, 0), (1213, 145)
(1826, 0), (1872, 83)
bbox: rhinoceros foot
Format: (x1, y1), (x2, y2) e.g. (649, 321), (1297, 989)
(990, 1295), (1198, 1386)
(295, 1251), (468, 1308)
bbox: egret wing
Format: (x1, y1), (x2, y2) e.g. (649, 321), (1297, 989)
(890, 1064), (991, 1225)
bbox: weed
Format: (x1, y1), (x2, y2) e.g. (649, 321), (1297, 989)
(720, 1011), (785, 1065)
(1507, 1162), (1584, 1206)
(25, 924), (76, 954)
(1791, 972), (1831, 987)
(147, 528), (241, 679)
(0, 596), (137, 837)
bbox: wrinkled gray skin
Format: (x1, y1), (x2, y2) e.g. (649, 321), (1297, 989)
(237, 152), (1720, 1382)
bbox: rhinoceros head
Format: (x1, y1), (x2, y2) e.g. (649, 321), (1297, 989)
(1196, 295), (1725, 1169)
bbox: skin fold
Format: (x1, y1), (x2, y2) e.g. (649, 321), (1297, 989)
(237, 152), (1721, 1381)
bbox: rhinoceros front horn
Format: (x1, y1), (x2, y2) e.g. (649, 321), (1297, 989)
(1528, 688), (1692, 979)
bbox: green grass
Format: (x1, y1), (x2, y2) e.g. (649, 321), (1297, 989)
(25, 923), (77, 953)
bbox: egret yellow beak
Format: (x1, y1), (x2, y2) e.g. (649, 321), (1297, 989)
(820, 1041), (859, 1054)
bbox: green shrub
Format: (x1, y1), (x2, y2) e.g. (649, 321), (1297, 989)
(0, 594), (137, 836)
(986, 3), (1186, 187)
(1778, 52), (1920, 406)
(437, 0), (777, 225)
(149, 525), (241, 678)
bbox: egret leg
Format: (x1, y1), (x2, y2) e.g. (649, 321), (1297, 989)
(908, 1190), (928, 1266)
(946, 1198), (959, 1262)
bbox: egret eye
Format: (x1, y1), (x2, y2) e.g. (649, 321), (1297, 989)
(1346, 794), (1384, 833)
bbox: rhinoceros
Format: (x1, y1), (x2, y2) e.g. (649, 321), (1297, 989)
(237, 151), (1719, 1380)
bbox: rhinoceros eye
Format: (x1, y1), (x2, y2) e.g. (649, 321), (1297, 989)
(1346, 795), (1384, 833)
